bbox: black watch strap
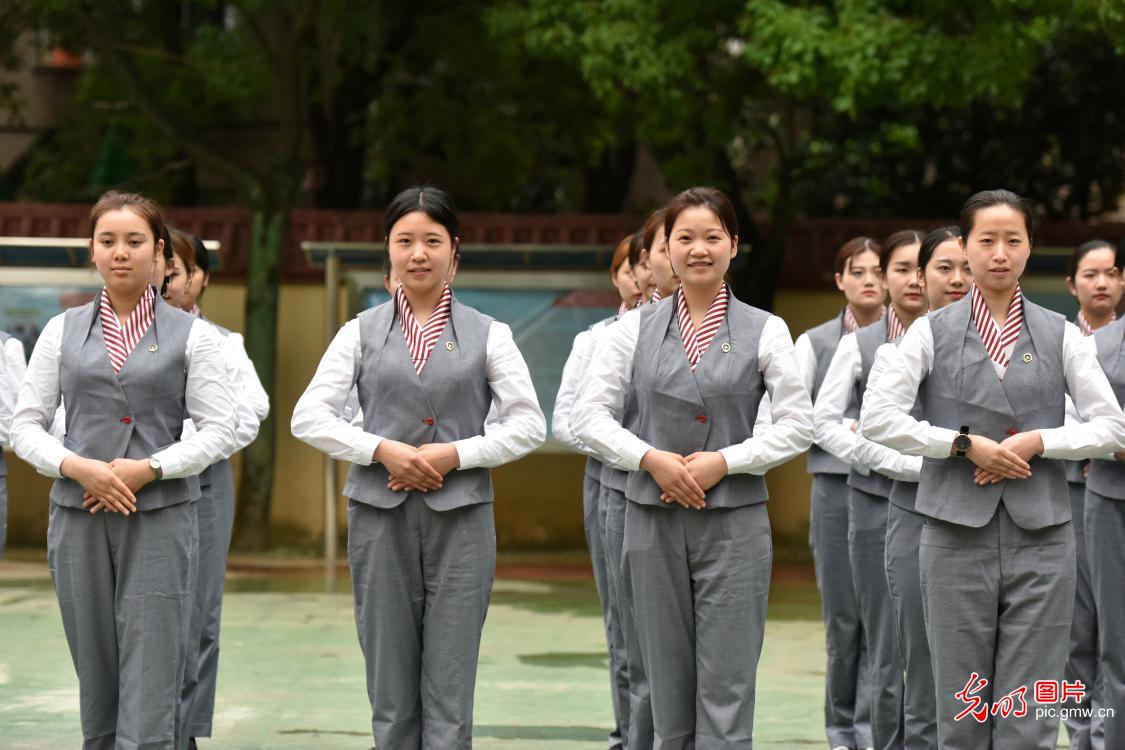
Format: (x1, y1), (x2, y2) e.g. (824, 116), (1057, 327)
(954, 425), (970, 457)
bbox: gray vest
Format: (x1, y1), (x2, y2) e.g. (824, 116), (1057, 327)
(1085, 318), (1125, 501)
(52, 296), (200, 510)
(342, 297), (495, 510)
(0, 330), (10, 478)
(916, 296), (1068, 529)
(625, 295), (769, 509)
(847, 319), (895, 498)
(804, 311), (859, 475)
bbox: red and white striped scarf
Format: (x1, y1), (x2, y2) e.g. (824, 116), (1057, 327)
(886, 306), (906, 341)
(1077, 310), (1114, 337)
(99, 285), (156, 374)
(676, 284), (729, 371)
(843, 303), (884, 334)
(971, 284), (1024, 369)
(650, 289), (663, 304)
(396, 284), (453, 375)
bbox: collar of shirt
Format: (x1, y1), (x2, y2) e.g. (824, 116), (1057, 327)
(886, 305), (907, 341)
(970, 283), (1024, 369)
(843, 303), (885, 334)
(650, 289), (663, 304)
(1076, 310), (1114, 337)
(395, 283), (453, 375)
(676, 283), (730, 371)
(99, 285), (156, 374)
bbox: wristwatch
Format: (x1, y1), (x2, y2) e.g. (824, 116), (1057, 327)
(953, 426), (972, 457)
(148, 457), (163, 481)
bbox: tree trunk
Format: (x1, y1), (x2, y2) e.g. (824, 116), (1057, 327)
(232, 201), (287, 551)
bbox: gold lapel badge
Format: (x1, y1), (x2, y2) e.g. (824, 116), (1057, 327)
(445, 341), (455, 351)
(720, 342), (731, 353)
(148, 344), (159, 352)
(1022, 353), (1033, 363)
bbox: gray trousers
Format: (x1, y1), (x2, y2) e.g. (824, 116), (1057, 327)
(585, 474), (625, 749)
(884, 503), (936, 750)
(847, 488), (904, 750)
(810, 473), (874, 750)
(605, 485), (654, 749)
(348, 496), (495, 750)
(920, 503), (1075, 750)
(47, 500), (198, 750)
(1086, 488), (1125, 749)
(624, 500), (771, 749)
(0, 471), (7, 559)
(180, 459), (236, 743)
(1065, 481), (1104, 750)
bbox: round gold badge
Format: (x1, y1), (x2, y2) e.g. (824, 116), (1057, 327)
(148, 344), (158, 352)
(1022, 353), (1033, 363)
(720, 342), (731, 353)
(445, 341), (455, 351)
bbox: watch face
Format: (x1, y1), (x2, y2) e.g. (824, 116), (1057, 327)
(955, 435), (972, 452)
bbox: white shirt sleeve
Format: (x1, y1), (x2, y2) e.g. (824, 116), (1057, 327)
(451, 321), (546, 469)
(152, 319), (239, 478)
(793, 332), (817, 396)
(859, 317), (960, 458)
(552, 329), (595, 452)
(0, 337), (27, 449)
(572, 311), (652, 470)
(812, 332), (861, 465)
(717, 315), (814, 473)
(853, 343), (923, 481)
(1039, 323), (1125, 459)
(291, 319), (384, 465)
(11, 315), (71, 476)
(226, 332), (270, 422)
(182, 330), (265, 454)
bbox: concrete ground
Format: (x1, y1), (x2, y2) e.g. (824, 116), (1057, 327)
(0, 552), (1070, 749)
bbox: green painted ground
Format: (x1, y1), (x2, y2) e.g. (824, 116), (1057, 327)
(0, 556), (1069, 749)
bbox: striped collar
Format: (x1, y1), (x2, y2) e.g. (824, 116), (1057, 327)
(971, 284), (1024, 370)
(99, 285), (156, 374)
(843, 303), (884, 334)
(1077, 310), (1115, 337)
(395, 284), (453, 375)
(676, 284), (730, 371)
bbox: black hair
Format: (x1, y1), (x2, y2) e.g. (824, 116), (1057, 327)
(158, 225), (174, 296)
(879, 230), (923, 273)
(628, 228), (646, 267)
(188, 234), (210, 276)
(663, 186), (739, 242)
(1067, 238), (1123, 278)
(918, 225), (962, 272)
(959, 189), (1036, 245)
(384, 185), (460, 259)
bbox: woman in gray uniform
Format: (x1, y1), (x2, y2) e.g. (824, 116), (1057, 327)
(862, 189), (1125, 749)
(0, 329), (26, 559)
(291, 185), (545, 749)
(574, 186), (813, 748)
(165, 230), (269, 749)
(11, 190), (237, 750)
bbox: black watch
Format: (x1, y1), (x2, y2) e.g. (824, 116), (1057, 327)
(953, 426), (972, 457)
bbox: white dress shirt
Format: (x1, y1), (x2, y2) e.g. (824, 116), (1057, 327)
(793, 331), (818, 397)
(552, 323), (606, 457)
(572, 311), (812, 474)
(853, 343), (923, 482)
(860, 317), (1125, 460)
(0, 336), (27, 450)
(12, 313), (238, 479)
(181, 328), (269, 456)
(290, 317), (546, 470)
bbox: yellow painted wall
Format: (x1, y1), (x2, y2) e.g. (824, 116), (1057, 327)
(5, 284), (845, 559)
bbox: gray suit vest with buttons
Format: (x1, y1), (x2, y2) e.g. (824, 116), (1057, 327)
(343, 297), (494, 511)
(52, 295), (200, 510)
(1085, 317), (1125, 500)
(916, 296), (1067, 529)
(0, 330), (10, 478)
(625, 295), (769, 509)
(804, 311), (859, 475)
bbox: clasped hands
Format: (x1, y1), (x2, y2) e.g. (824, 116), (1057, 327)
(374, 440), (460, 492)
(639, 449), (728, 510)
(61, 456), (155, 515)
(961, 431), (1044, 485)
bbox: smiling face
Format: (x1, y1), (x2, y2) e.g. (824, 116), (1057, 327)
(667, 206), (737, 289)
(1068, 246), (1123, 320)
(835, 249), (884, 312)
(648, 226), (679, 296)
(922, 238), (972, 311)
(885, 241), (925, 316)
(963, 204), (1031, 295)
(387, 210), (457, 297)
(89, 208), (163, 296)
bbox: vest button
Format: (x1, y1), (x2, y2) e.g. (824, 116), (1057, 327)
(120, 417), (132, 424)
(1006, 428), (1018, 437)
(696, 414), (707, 423)
(423, 417), (435, 426)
